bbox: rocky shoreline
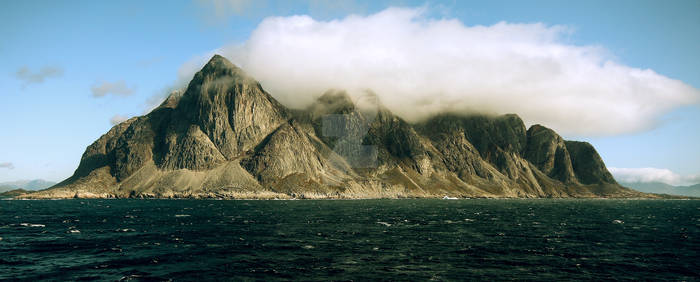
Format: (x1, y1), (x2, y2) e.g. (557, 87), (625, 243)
(14, 188), (674, 200)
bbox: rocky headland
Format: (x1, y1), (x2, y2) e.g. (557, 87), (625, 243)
(21, 55), (652, 199)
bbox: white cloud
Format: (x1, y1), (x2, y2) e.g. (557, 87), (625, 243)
(0, 162), (14, 170)
(610, 167), (700, 186)
(195, 0), (260, 23)
(15, 66), (63, 84)
(109, 114), (130, 126)
(181, 7), (699, 136)
(91, 81), (135, 97)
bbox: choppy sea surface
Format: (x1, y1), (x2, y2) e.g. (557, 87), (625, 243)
(1, 199), (698, 281)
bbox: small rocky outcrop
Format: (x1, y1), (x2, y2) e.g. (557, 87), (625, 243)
(0, 189), (31, 198)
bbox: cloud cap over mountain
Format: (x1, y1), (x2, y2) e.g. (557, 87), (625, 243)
(91, 80), (135, 97)
(183, 7), (699, 136)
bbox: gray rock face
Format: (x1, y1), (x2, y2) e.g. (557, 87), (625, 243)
(26, 55), (641, 199)
(158, 124), (226, 171)
(565, 141), (617, 185)
(178, 55), (288, 159)
(524, 125), (577, 183)
(417, 114), (527, 178)
(242, 120), (351, 188)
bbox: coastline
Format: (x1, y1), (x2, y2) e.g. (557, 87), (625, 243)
(11, 191), (689, 200)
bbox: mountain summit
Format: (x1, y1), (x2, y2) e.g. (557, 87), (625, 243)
(25, 55), (645, 199)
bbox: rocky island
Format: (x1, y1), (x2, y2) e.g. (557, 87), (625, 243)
(22, 55), (648, 199)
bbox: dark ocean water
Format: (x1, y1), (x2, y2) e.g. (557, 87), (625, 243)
(0, 199), (698, 281)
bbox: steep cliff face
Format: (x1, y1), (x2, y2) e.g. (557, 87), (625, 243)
(524, 124), (577, 184)
(178, 55), (289, 160)
(25, 55), (645, 199)
(565, 141), (617, 185)
(418, 114), (527, 179)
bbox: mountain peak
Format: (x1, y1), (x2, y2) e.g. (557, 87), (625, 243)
(206, 54), (231, 67)
(312, 89), (355, 115)
(197, 54), (251, 81)
(176, 54), (289, 160)
(179, 55), (259, 103)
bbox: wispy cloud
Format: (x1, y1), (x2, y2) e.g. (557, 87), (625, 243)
(91, 81), (135, 98)
(15, 66), (63, 85)
(181, 6), (699, 136)
(137, 56), (164, 67)
(610, 167), (700, 186)
(198, 0), (256, 19)
(195, 0), (366, 23)
(0, 162), (15, 170)
(109, 114), (130, 125)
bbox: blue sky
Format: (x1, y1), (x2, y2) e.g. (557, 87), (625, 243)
(1, 0), (698, 185)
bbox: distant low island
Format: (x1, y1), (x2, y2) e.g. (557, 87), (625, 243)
(0, 179), (55, 192)
(0, 179), (53, 199)
(19, 55), (660, 199)
(621, 182), (700, 197)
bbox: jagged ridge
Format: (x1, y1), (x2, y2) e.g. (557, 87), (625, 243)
(24, 55), (647, 199)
